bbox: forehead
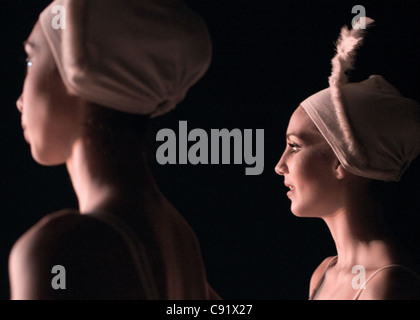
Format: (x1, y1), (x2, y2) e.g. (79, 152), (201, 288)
(286, 105), (323, 141)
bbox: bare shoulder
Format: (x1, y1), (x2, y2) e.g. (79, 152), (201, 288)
(309, 256), (337, 297)
(359, 266), (420, 300)
(9, 209), (86, 299)
(10, 209), (83, 261)
(9, 209), (138, 299)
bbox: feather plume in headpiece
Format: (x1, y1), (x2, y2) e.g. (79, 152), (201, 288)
(301, 17), (420, 182)
(328, 17), (375, 160)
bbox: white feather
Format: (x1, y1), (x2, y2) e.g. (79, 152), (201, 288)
(329, 17), (375, 87)
(328, 17), (374, 162)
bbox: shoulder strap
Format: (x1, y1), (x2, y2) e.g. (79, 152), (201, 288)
(309, 256), (338, 300)
(353, 264), (420, 300)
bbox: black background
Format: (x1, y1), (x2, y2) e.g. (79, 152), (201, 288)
(0, 0), (419, 300)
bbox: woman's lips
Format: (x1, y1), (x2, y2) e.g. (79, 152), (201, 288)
(285, 184), (295, 198)
(21, 123), (29, 142)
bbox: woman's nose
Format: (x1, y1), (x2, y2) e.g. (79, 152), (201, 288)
(274, 153), (288, 175)
(16, 95), (23, 113)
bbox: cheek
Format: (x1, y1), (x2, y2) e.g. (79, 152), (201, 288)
(293, 152), (333, 185)
(21, 75), (50, 142)
(21, 69), (83, 165)
(289, 151), (340, 216)
(292, 162), (326, 207)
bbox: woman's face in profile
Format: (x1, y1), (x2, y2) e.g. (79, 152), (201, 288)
(275, 106), (345, 217)
(16, 22), (86, 166)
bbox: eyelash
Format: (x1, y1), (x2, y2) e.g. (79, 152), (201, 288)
(288, 143), (300, 153)
(26, 57), (33, 68)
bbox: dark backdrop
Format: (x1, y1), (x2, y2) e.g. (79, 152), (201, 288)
(1, 0), (419, 300)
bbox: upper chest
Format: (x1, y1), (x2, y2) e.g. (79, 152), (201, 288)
(312, 271), (363, 300)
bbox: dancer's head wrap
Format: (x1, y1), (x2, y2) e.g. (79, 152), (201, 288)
(39, 0), (212, 117)
(300, 18), (420, 182)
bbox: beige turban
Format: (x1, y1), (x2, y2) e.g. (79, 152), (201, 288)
(301, 75), (420, 182)
(39, 0), (212, 117)
(300, 18), (420, 182)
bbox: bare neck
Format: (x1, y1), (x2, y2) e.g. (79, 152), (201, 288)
(66, 139), (161, 215)
(323, 189), (396, 271)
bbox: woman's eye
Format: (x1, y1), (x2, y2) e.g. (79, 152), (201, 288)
(288, 143), (300, 153)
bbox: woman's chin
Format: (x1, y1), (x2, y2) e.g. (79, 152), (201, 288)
(290, 203), (315, 218)
(291, 209), (307, 218)
(31, 147), (66, 166)
(290, 204), (303, 217)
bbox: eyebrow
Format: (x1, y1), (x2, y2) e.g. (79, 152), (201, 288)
(286, 129), (326, 145)
(286, 132), (319, 144)
(286, 132), (305, 140)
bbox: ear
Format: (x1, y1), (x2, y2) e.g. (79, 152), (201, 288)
(334, 160), (347, 180)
